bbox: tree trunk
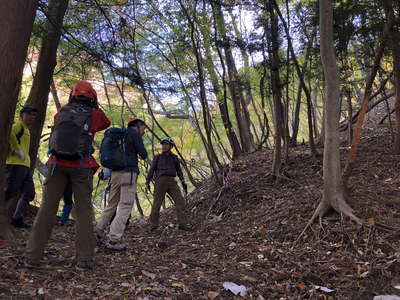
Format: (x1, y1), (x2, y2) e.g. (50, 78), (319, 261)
(384, 2), (400, 153)
(50, 78), (62, 111)
(0, 0), (38, 242)
(211, 1), (255, 153)
(346, 88), (353, 146)
(267, 0), (285, 177)
(272, 0), (318, 157)
(201, 20), (242, 158)
(229, 10), (264, 147)
(26, 0), (68, 168)
(291, 81), (302, 146)
(311, 0), (361, 224)
(179, 0), (222, 183)
(342, 10), (394, 185)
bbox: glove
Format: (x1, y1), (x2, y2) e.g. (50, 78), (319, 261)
(181, 181), (188, 195)
(13, 149), (26, 162)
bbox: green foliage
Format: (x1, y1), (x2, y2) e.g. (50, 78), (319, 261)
(18, 0), (392, 216)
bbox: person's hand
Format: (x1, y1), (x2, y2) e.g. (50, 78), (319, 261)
(13, 149), (26, 161)
(181, 181), (188, 195)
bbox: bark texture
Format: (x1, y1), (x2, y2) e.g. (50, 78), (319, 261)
(310, 0), (361, 225)
(0, 0), (38, 241)
(27, 0), (68, 168)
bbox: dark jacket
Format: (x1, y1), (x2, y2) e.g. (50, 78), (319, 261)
(124, 127), (147, 173)
(146, 152), (183, 184)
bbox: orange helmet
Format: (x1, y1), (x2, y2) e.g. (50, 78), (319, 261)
(127, 117), (145, 127)
(71, 80), (97, 100)
(128, 117), (138, 124)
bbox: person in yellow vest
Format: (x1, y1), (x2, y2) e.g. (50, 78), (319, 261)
(6, 105), (37, 228)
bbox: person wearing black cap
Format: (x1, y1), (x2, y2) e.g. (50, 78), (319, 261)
(145, 137), (190, 232)
(96, 117), (147, 251)
(5, 105), (38, 228)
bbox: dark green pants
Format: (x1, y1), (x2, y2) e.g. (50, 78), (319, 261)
(150, 176), (187, 228)
(26, 165), (95, 263)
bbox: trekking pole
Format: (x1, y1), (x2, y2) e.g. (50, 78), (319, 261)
(93, 176), (101, 201)
(103, 180), (111, 209)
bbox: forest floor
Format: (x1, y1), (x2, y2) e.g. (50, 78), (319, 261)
(1, 125), (400, 299)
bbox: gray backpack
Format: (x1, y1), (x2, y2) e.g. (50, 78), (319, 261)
(49, 103), (93, 160)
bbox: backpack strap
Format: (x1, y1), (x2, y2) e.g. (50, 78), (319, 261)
(172, 154), (180, 171)
(16, 125), (24, 144)
(154, 153), (161, 171)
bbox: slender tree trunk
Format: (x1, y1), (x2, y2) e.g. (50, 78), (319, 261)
(211, 1), (255, 153)
(267, 0), (285, 177)
(342, 11), (394, 185)
(201, 26), (242, 158)
(272, 0), (318, 157)
(229, 11), (264, 146)
(26, 0), (68, 168)
(50, 78), (62, 111)
(346, 88), (353, 146)
(180, 1), (222, 181)
(0, 0), (38, 242)
(291, 82), (302, 146)
(383, 0), (400, 153)
(311, 0), (361, 224)
(259, 69), (272, 146)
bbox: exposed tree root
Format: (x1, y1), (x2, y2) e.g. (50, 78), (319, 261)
(294, 194), (363, 246)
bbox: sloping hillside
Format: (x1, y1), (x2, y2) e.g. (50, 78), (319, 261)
(1, 126), (400, 299)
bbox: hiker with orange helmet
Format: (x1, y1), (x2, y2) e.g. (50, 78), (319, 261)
(25, 80), (110, 270)
(96, 117), (147, 251)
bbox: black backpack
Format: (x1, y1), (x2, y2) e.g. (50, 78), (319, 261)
(49, 103), (93, 160)
(100, 127), (127, 170)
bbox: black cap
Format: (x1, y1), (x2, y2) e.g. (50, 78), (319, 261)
(20, 105), (38, 114)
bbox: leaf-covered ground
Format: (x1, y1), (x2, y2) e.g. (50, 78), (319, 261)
(1, 126), (400, 299)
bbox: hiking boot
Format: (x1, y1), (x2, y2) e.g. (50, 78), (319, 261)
(178, 225), (192, 231)
(105, 240), (127, 251)
(76, 260), (94, 270)
(11, 217), (31, 229)
(94, 229), (104, 243)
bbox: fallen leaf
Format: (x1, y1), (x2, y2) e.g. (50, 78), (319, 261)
(360, 271), (369, 278)
(243, 275), (257, 282)
(367, 218), (375, 227)
(208, 291), (219, 299)
(297, 283), (306, 290)
(171, 282), (185, 288)
(121, 282), (131, 288)
(141, 270), (156, 280)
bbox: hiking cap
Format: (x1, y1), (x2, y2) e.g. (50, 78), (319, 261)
(20, 105), (38, 114)
(160, 137), (175, 146)
(71, 80), (97, 100)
